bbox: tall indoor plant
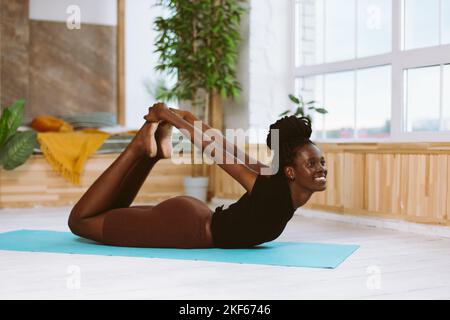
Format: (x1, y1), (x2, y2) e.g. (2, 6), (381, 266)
(154, 0), (245, 200)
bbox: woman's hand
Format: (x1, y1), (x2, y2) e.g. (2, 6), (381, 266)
(144, 102), (170, 122)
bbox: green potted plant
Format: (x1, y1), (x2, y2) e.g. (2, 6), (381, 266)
(0, 100), (38, 170)
(153, 0), (245, 201)
(279, 94), (328, 121)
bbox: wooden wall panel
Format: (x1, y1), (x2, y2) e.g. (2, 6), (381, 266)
(365, 153), (402, 215)
(400, 154), (448, 223)
(213, 166), (245, 199)
(324, 152), (344, 208)
(447, 156), (450, 224)
(428, 154), (447, 221)
(343, 153), (365, 211)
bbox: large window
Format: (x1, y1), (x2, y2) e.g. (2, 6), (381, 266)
(295, 0), (450, 141)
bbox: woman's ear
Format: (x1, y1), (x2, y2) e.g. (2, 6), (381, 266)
(284, 166), (295, 181)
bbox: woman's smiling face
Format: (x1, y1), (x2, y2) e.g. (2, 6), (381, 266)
(287, 143), (328, 192)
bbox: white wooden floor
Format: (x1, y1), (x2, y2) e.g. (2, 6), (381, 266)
(1, 206), (450, 300)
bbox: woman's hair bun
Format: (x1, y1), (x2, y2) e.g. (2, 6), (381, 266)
(266, 115), (312, 150)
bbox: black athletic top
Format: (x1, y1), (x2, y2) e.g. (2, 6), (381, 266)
(211, 174), (295, 248)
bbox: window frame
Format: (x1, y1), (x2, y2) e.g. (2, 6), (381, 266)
(294, 0), (450, 142)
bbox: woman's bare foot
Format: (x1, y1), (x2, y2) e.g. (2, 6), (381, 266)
(144, 102), (170, 122)
(155, 121), (173, 159)
(133, 121), (160, 158)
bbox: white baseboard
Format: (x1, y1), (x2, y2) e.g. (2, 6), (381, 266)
(300, 208), (450, 239)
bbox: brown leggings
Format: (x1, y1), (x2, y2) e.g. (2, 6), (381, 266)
(102, 196), (214, 248)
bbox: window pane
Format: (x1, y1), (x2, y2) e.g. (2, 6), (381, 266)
(356, 66), (391, 138)
(357, 0), (392, 57)
(404, 0), (439, 50)
(295, 0), (302, 67)
(443, 0), (450, 44)
(405, 66), (440, 132)
(325, 0), (355, 62)
(296, 76), (325, 139)
(324, 71), (355, 138)
(314, 0), (324, 64)
(298, 0), (324, 66)
(443, 65), (450, 130)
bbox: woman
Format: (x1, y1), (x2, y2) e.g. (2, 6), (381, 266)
(68, 103), (327, 248)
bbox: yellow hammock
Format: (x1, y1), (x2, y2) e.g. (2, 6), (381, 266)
(37, 130), (111, 185)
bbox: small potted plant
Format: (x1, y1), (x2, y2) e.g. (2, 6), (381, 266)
(279, 94), (328, 121)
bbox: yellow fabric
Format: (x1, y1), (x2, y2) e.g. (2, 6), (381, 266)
(37, 131), (111, 185)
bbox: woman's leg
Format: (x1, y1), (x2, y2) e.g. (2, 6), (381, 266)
(112, 121), (173, 208)
(101, 195), (214, 248)
(68, 121), (161, 242)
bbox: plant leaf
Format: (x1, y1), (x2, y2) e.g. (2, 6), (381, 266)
(7, 99), (25, 133)
(288, 94), (300, 104)
(0, 99), (25, 148)
(0, 108), (13, 148)
(1, 130), (37, 170)
(295, 106), (304, 116)
(279, 110), (290, 117)
(315, 108), (328, 114)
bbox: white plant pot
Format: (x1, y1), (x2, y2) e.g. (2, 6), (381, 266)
(183, 176), (209, 202)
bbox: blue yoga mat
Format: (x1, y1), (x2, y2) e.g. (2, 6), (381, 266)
(0, 230), (359, 268)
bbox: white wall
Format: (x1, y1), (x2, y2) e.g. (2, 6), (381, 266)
(247, 0), (295, 143)
(124, 0), (165, 128)
(29, 0), (117, 25)
(223, 0), (294, 141)
(222, 1), (250, 132)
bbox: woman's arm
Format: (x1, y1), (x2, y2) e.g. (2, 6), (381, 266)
(169, 108), (272, 175)
(146, 104), (260, 194)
